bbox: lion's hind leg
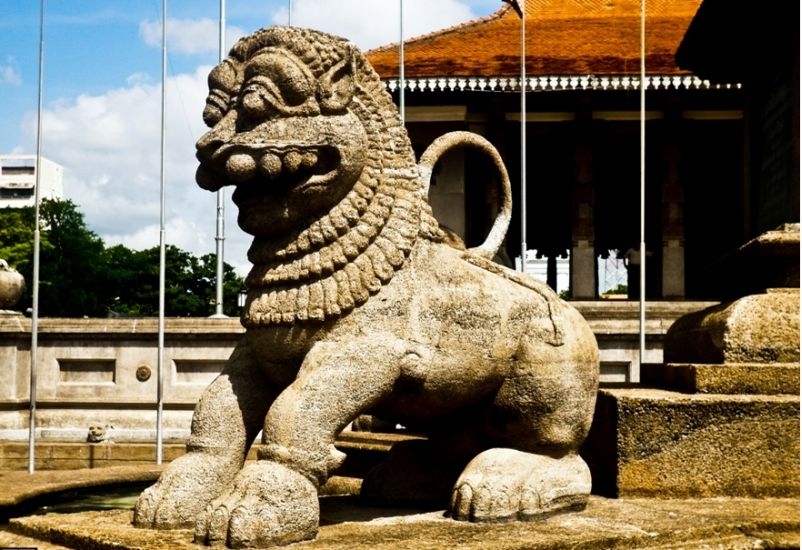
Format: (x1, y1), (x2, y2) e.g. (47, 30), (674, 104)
(448, 321), (598, 522)
(134, 343), (272, 530)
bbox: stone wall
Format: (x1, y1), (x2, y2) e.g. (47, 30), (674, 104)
(0, 315), (243, 442)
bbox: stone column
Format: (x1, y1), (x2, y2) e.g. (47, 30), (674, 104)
(570, 115), (596, 299)
(661, 112), (685, 298)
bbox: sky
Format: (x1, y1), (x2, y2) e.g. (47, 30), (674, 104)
(0, 0), (502, 276)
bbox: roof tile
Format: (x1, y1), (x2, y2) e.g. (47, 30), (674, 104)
(366, 0), (703, 77)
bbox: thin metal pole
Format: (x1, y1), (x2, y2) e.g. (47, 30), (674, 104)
(156, 0), (167, 465)
(212, 0), (226, 318)
(28, 0), (46, 475)
(399, 0), (405, 124)
(638, 0), (646, 373)
(288, 0), (293, 26)
(519, 1), (527, 272)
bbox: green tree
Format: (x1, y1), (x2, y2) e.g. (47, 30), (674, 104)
(0, 200), (244, 317)
(0, 205), (53, 312)
(0, 206), (40, 276)
(38, 198), (110, 316)
(107, 245), (244, 317)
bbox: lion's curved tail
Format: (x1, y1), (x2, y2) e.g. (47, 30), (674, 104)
(417, 132), (512, 261)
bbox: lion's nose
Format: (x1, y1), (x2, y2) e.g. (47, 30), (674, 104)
(196, 110), (237, 160)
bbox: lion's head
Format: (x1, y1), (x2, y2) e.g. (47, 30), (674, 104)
(195, 27), (441, 327)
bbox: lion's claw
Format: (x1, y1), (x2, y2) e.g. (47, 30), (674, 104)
(448, 449), (591, 522)
(194, 461), (319, 548)
(134, 453), (240, 530)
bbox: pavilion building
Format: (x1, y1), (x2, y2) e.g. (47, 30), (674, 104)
(365, 0), (750, 300)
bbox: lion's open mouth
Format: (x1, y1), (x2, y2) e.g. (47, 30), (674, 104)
(203, 143), (341, 192)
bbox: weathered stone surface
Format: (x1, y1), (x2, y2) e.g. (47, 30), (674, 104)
(134, 26), (599, 548)
(582, 388), (800, 498)
(644, 362), (800, 395)
(9, 497), (800, 550)
(664, 289), (800, 365)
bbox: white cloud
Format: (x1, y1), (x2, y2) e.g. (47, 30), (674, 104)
(22, 66), (251, 276)
(21, 0), (480, 279)
(271, 0), (475, 50)
(140, 18), (245, 55)
(1, 63), (22, 86)
(126, 72), (153, 87)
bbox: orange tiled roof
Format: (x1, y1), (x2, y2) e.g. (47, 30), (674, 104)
(366, 0), (703, 78)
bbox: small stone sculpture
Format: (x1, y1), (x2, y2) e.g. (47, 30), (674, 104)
(134, 27), (599, 548)
(87, 424), (113, 443)
(0, 259), (25, 311)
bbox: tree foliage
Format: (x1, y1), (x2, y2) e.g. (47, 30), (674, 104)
(0, 199), (244, 317)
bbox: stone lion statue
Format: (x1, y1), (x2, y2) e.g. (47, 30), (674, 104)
(134, 26), (599, 548)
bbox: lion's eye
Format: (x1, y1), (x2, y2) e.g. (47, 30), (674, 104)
(240, 77), (281, 120)
(238, 49), (319, 120)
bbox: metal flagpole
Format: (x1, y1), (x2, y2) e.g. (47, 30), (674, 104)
(638, 0), (646, 371)
(288, 0), (293, 26)
(399, 0), (405, 124)
(519, 0), (527, 272)
(28, 0), (46, 475)
(212, 0), (226, 318)
(156, 0), (167, 465)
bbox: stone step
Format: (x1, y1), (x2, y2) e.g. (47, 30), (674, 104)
(581, 388), (800, 498)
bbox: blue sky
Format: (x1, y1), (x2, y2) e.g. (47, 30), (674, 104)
(0, 0), (501, 274)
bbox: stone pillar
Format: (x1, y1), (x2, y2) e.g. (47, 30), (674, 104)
(570, 117), (596, 299)
(661, 114), (685, 298)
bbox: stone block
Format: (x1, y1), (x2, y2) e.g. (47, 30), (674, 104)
(582, 388), (800, 498)
(664, 289), (799, 364)
(644, 362), (799, 395)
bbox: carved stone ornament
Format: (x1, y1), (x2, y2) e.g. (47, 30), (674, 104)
(135, 365), (152, 382)
(134, 27), (600, 548)
(0, 259), (25, 311)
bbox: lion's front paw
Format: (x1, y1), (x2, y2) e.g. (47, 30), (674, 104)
(194, 461), (319, 548)
(448, 449), (591, 522)
(134, 452), (239, 529)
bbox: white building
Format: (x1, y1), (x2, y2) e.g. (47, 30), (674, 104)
(0, 155), (63, 208)
(516, 250), (570, 295)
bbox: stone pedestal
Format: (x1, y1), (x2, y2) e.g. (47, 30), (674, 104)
(0, 261), (25, 312)
(584, 226), (800, 499)
(583, 388), (799, 498)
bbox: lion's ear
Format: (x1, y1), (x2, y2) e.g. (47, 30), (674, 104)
(317, 45), (356, 114)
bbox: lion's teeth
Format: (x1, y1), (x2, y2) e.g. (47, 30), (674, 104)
(226, 153), (257, 181)
(283, 151), (303, 174)
(301, 151), (318, 170)
(259, 153), (282, 179)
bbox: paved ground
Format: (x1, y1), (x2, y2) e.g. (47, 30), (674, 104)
(0, 464), (798, 549)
